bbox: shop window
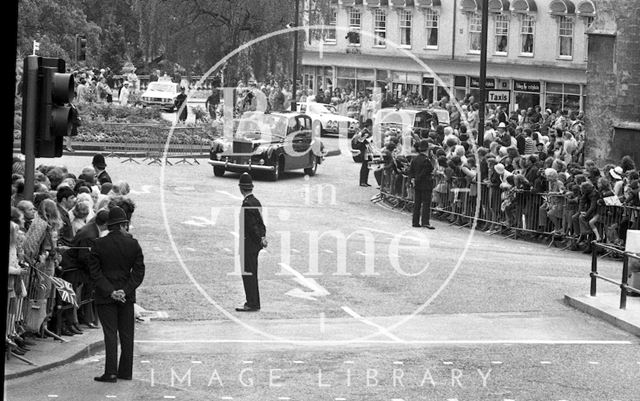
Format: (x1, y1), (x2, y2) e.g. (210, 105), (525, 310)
(558, 16), (574, 59)
(374, 8), (386, 47)
(520, 14), (535, 55)
(545, 82), (582, 113)
(400, 10), (412, 47)
(469, 12), (482, 53)
(424, 8), (439, 49)
(495, 14), (509, 54)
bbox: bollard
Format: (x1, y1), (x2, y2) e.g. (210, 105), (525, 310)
(590, 244), (598, 297)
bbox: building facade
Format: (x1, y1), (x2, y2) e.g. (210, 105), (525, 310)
(583, 0), (640, 165)
(302, 0), (597, 112)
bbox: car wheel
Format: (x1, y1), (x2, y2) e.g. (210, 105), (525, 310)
(304, 156), (318, 176)
(213, 166), (225, 177)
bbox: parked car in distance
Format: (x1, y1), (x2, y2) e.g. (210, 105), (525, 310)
(297, 101), (359, 138)
(140, 81), (181, 110)
(209, 111), (324, 181)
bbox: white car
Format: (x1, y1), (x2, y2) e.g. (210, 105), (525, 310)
(297, 102), (359, 138)
(140, 81), (181, 110)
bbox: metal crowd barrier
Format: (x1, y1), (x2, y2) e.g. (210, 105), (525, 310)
(590, 243), (640, 309)
(103, 142), (210, 165)
(378, 169), (640, 247)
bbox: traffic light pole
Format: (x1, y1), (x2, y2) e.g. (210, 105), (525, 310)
(22, 55), (39, 201)
(478, 0), (490, 140)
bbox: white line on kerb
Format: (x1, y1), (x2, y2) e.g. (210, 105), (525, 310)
(242, 361), (253, 364)
(540, 361), (552, 365)
(47, 396), (58, 398)
(191, 360), (202, 364)
(341, 306), (403, 343)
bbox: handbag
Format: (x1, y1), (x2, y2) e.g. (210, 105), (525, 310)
(24, 298), (48, 333)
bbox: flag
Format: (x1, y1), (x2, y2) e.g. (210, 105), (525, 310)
(50, 276), (78, 308)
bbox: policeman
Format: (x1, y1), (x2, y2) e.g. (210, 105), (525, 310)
(89, 207), (145, 382)
(236, 173), (267, 312)
(409, 139), (436, 229)
(356, 118), (373, 187)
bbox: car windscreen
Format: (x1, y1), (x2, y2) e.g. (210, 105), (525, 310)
(147, 82), (178, 93)
(235, 113), (288, 139)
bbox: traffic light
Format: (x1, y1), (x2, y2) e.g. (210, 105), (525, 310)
(76, 35), (87, 62)
(21, 56), (77, 158)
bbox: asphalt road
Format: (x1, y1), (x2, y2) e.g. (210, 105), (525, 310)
(6, 137), (640, 400)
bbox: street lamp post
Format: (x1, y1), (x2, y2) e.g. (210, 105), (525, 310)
(478, 0), (490, 139)
(291, 0), (300, 111)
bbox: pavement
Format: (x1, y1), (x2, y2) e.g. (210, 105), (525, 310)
(564, 291), (640, 337)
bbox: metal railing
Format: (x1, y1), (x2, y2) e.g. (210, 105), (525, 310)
(590, 243), (640, 310)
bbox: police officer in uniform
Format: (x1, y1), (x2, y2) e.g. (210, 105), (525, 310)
(236, 173), (267, 312)
(89, 207), (145, 382)
(409, 139), (436, 229)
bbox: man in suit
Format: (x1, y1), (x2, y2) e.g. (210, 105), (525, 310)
(56, 186), (76, 247)
(60, 209), (109, 332)
(88, 207), (145, 382)
(409, 139), (436, 229)
(92, 154), (112, 185)
(356, 119), (373, 187)
(236, 173), (267, 312)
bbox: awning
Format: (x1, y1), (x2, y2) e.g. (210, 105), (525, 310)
(364, 0), (389, 6)
(549, 0), (576, 15)
(488, 0), (510, 12)
(576, 0), (596, 17)
(415, 0), (441, 7)
(510, 0), (537, 13)
(460, 0), (481, 12)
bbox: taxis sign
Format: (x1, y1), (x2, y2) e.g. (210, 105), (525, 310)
(487, 90), (510, 104)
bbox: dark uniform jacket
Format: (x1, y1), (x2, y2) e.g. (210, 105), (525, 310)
(88, 230), (145, 304)
(96, 170), (112, 185)
(242, 194), (266, 254)
(409, 153), (435, 190)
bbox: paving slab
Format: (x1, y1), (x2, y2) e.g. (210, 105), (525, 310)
(565, 292), (640, 337)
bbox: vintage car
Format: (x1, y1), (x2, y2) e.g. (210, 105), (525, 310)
(208, 111), (324, 181)
(297, 102), (359, 138)
(350, 108), (440, 162)
(140, 81), (181, 110)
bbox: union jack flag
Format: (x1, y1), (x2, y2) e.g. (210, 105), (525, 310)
(49, 276), (78, 308)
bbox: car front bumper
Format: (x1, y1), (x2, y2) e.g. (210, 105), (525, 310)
(208, 159), (276, 171)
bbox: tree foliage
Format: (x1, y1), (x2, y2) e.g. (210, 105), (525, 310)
(17, 0), (302, 82)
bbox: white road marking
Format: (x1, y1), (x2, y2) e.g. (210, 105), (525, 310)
(291, 248), (300, 253)
(446, 399), (459, 401)
(129, 185), (154, 195)
(540, 361), (552, 365)
(220, 397), (234, 400)
(355, 251), (370, 256)
(293, 361), (305, 364)
(173, 186), (195, 191)
(47, 396), (58, 398)
(191, 360), (202, 364)
(588, 361), (600, 365)
(344, 361), (354, 364)
(279, 263), (330, 301)
(163, 397), (176, 400)
(223, 247), (232, 252)
(491, 361), (503, 365)
(323, 249), (334, 254)
(182, 220), (207, 227)
(341, 306), (403, 342)
(393, 361), (404, 365)
(135, 339), (634, 345)
(106, 396), (117, 399)
(278, 398), (291, 400)
(141, 360), (151, 364)
(335, 398), (346, 401)
(242, 361), (253, 364)
(216, 190), (243, 200)
(443, 361), (453, 365)
(185, 247), (195, 252)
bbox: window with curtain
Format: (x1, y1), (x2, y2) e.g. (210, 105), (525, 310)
(348, 8), (361, 45)
(469, 12), (482, 52)
(520, 14), (535, 55)
(374, 8), (386, 46)
(558, 16), (574, 58)
(424, 8), (439, 48)
(325, 9), (337, 42)
(495, 14), (509, 54)
(400, 10), (412, 47)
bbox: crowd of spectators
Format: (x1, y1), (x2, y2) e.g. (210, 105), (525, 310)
(7, 153), (136, 359)
(370, 97), (640, 254)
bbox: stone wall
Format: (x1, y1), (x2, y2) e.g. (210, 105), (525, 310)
(585, 0), (640, 166)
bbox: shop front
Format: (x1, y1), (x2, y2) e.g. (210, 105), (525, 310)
(513, 80), (541, 110)
(545, 82), (582, 112)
